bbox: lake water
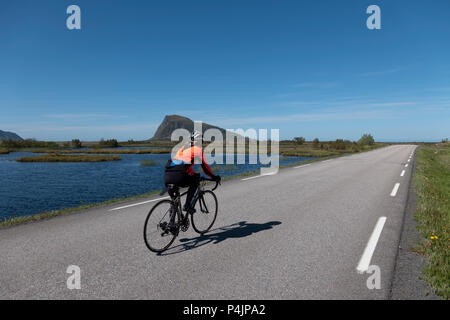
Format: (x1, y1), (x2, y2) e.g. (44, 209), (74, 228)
(0, 152), (315, 220)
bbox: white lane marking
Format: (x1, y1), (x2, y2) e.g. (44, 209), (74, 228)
(294, 163), (312, 169)
(322, 159), (332, 163)
(407, 159), (411, 162)
(241, 175), (263, 181)
(357, 217), (387, 274)
(241, 172), (277, 181)
(390, 183), (400, 197)
(109, 196), (170, 211)
(400, 170), (405, 177)
(405, 164), (408, 167)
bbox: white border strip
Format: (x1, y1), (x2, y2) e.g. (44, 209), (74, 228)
(109, 196), (170, 211)
(400, 170), (405, 177)
(356, 217), (387, 274)
(241, 172), (277, 181)
(294, 163), (312, 169)
(241, 175), (261, 181)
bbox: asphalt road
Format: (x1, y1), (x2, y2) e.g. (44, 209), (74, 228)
(0, 145), (417, 299)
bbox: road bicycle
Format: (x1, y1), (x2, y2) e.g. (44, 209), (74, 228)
(143, 176), (220, 253)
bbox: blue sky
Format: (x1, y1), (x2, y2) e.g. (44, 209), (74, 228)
(0, 0), (449, 141)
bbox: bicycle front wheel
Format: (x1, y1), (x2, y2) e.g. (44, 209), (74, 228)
(192, 190), (218, 234)
(143, 200), (178, 253)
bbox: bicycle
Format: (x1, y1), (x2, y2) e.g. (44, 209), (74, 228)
(143, 176), (220, 253)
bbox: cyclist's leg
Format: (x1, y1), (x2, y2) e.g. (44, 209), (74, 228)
(164, 171), (182, 227)
(183, 174), (200, 212)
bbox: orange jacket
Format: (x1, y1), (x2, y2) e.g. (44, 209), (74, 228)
(171, 145), (214, 177)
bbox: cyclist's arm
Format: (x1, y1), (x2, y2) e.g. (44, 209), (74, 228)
(199, 150), (214, 178)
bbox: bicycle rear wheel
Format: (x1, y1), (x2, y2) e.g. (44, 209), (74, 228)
(191, 190), (218, 234)
(143, 200), (178, 253)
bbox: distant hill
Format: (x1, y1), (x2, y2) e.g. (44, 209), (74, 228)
(151, 115), (246, 141)
(0, 130), (23, 141)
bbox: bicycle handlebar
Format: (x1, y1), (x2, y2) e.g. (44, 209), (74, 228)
(200, 176), (221, 191)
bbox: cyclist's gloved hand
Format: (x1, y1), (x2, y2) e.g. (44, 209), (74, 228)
(213, 175), (221, 182)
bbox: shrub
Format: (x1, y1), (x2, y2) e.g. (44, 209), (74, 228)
(71, 139), (82, 148)
(358, 133), (375, 146)
(293, 137), (306, 145)
(313, 138), (320, 148)
(334, 139), (346, 150)
(99, 138), (119, 148)
(351, 142), (361, 152)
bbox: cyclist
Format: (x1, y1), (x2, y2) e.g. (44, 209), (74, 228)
(164, 130), (221, 215)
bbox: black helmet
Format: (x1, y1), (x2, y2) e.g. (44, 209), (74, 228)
(190, 130), (203, 144)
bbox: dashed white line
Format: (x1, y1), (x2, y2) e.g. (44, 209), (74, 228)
(109, 196), (170, 211)
(357, 217), (387, 274)
(407, 159), (411, 162)
(294, 163), (312, 169)
(390, 183), (400, 197)
(400, 170), (405, 177)
(405, 164), (408, 168)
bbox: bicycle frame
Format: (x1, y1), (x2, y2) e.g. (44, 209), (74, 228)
(168, 178), (218, 224)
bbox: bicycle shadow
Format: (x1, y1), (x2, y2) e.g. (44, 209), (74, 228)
(158, 220), (282, 256)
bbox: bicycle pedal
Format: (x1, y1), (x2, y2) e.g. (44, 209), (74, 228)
(181, 217), (190, 232)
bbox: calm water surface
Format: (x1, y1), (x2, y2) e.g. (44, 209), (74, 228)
(0, 152), (315, 220)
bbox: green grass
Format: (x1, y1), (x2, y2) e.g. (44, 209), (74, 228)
(0, 148), (10, 154)
(16, 154), (122, 162)
(413, 143), (449, 299)
(210, 164), (239, 172)
(140, 160), (158, 166)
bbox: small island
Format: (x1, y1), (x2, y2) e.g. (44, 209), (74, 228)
(16, 154), (122, 162)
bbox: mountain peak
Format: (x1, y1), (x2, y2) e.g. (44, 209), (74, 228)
(0, 130), (23, 141)
(151, 115), (234, 141)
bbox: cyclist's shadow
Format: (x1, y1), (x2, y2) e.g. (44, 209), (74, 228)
(159, 220), (282, 256)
